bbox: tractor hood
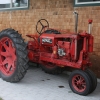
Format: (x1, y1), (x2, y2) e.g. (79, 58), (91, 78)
(40, 33), (56, 46)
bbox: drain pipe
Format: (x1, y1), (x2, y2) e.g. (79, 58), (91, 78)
(73, 11), (78, 33)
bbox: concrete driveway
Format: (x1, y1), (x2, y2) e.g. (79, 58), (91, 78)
(0, 66), (100, 100)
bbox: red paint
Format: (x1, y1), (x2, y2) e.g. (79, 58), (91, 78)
(41, 61), (56, 69)
(26, 31), (93, 70)
(72, 75), (86, 92)
(88, 19), (93, 24)
(0, 37), (16, 76)
(88, 36), (93, 52)
(52, 45), (58, 59)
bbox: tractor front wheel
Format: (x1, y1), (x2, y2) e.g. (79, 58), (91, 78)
(69, 70), (92, 96)
(85, 69), (97, 94)
(0, 29), (29, 82)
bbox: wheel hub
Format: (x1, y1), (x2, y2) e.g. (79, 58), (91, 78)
(0, 37), (17, 76)
(72, 75), (86, 92)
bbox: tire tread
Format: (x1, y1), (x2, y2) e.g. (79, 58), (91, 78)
(0, 28), (29, 83)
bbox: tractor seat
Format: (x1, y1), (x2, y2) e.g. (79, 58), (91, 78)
(43, 29), (61, 34)
(38, 29), (61, 43)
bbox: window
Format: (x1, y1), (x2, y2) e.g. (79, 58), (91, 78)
(74, 0), (100, 7)
(0, 0), (29, 11)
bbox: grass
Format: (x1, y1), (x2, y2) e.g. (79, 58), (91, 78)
(0, 97), (3, 100)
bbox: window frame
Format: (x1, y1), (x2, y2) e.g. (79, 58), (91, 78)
(0, 0), (29, 11)
(74, 0), (100, 7)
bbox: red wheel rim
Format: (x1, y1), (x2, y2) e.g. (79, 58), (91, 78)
(0, 37), (17, 76)
(72, 75), (86, 92)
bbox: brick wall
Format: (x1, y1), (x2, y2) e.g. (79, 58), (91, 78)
(0, 0), (100, 77)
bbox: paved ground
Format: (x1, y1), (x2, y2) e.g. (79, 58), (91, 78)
(0, 65), (100, 100)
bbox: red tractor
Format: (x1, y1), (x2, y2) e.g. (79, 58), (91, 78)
(0, 12), (97, 96)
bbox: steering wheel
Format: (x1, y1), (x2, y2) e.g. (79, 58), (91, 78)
(36, 19), (49, 34)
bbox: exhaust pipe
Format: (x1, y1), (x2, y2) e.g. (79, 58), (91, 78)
(88, 19), (93, 34)
(73, 11), (78, 33)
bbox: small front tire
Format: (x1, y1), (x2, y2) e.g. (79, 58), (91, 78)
(85, 69), (97, 93)
(69, 70), (92, 96)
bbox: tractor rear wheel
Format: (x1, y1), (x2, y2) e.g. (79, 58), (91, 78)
(85, 69), (97, 94)
(0, 29), (29, 82)
(41, 62), (63, 74)
(69, 70), (92, 96)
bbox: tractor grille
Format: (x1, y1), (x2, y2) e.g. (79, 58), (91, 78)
(77, 38), (83, 60)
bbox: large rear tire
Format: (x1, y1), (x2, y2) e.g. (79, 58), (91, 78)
(0, 29), (29, 82)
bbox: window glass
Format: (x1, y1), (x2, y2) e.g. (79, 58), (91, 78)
(0, 0), (28, 10)
(75, 0), (100, 6)
(12, 0), (28, 8)
(78, 0), (100, 2)
(0, 1), (10, 8)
